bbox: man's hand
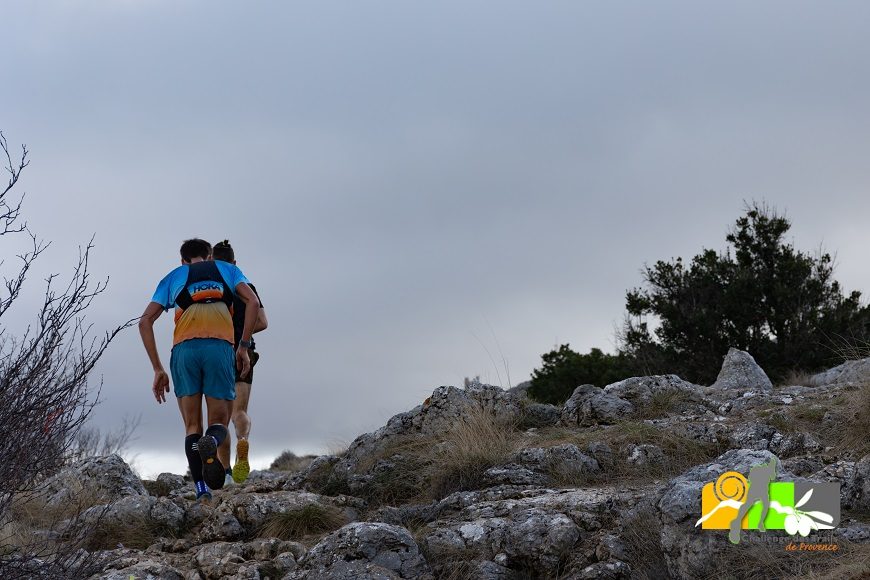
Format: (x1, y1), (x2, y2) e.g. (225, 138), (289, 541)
(153, 369), (170, 404)
(236, 346), (251, 378)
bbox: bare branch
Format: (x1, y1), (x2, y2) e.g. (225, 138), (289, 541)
(0, 130), (132, 578)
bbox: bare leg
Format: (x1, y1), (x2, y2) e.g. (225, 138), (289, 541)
(204, 395), (232, 431)
(217, 399), (234, 469)
(232, 382), (252, 439)
(231, 382), (252, 483)
(177, 394), (203, 435)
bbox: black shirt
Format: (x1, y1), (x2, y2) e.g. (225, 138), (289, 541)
(234, 282), (263, 349)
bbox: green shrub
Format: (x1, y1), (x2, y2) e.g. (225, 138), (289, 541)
(527, 345), (634, 404)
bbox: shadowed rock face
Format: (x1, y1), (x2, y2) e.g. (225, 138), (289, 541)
(658, 449), (783, 579)
(21, 356), (870, 579)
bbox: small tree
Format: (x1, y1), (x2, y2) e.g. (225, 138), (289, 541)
(622, 202), (870, 384)
(528, 345), (634, 404)
(0, 132), (131, 578)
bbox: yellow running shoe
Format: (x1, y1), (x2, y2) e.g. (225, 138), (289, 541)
(233, 439), (250, 483)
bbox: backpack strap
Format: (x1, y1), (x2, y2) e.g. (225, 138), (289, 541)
(175, 261), (234, 310)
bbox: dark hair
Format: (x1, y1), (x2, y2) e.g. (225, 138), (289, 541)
(179, 238), (212, 263)
(212, 239), (235, 263)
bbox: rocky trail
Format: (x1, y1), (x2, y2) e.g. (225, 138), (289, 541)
(13, 348), (870, 579)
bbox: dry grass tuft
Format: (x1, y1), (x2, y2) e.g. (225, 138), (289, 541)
(427, 404), (526, 499)
(620, 503), (669, 580)
(636, 389), (696, 419)
(81, 512), (167, 551)
(258, 504), (347, 541)
(704, 536), (870, 580)
(779, 369), (824, 388)
(1, 486), (109, 556)
(832, 380), (870, 457)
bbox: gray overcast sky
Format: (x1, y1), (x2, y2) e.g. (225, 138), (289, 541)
(3, 1), (870, 477)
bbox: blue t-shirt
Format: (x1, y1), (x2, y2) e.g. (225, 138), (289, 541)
(151, 261), (249, 345)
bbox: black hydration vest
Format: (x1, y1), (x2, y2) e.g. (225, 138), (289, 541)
(175, 261), (234, 311)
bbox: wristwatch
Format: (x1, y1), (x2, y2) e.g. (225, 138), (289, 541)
(239, 339), (253, 349)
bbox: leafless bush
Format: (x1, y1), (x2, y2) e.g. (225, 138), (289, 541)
(67, 414), (141, 465)
(0, 132), (132, 579)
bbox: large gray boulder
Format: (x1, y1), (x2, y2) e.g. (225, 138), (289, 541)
(43, 454), (146, 507)
(811, 356), (870, 386)
(74, 494), (185, 537)
(603, 374), (704, 406)
(711, 348), (773, 392)
(421, 488), (619, 577)
(658, 449), (781, 579)
(299, 522), (432, 579)
(193, 539), (303, 579)
(560, 384), (634, 426)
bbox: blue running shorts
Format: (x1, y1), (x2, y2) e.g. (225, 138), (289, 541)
(170, 338), (236, 400)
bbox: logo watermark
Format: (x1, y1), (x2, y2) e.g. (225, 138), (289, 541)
(695, 459), (840, 545)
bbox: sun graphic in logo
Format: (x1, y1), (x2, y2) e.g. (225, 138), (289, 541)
(698, 471), (750, 529)
(714, 471), (748, 503)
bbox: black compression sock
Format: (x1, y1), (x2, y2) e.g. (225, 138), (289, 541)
(205, 423), (228, 447)
(185, 433), (204, 483)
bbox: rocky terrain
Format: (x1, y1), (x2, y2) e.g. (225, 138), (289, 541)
(9, 348), (870, 579)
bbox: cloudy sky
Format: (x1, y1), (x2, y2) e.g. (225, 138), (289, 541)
(3, 1), (870, 477)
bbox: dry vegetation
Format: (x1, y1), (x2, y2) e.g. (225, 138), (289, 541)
(427, 405), (525, 498)
(636, 388), (698, 419)
(703, 536), (870, 580)
(258, 504), (348, 542)
(831, 381), (870, 458)
(620, 503), (670, 580)
(533, 421), (723, 482)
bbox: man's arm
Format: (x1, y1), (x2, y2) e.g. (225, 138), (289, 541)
(138, 301), (169, 404)
(235, 282), (260, 377)
(254, 307), (268, 333)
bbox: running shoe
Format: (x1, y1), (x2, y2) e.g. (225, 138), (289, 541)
(232, 439), (250, 484)
(197, 435), (226, 489)
(195, 481), (212, 503)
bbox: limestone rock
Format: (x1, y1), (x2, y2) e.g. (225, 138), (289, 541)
(421, 488), (617, 577)
(44, 454), (146, 508)
(603, 375), (704, 408)
(711, 348), (773, 392)
(482, 464), (550, 487)
(74, 495), (185, 539)
(626, 444), (665, 467)
(335, 384), (523, 475)
(518, 400), (561, 428)
(843, 454), (870, 511)
(560, 385), (634, 426)
(514, 444), (600, 476)
(301, 522), (431, 579)
(811, 357), (870, 386)
(92, 560), (184, 580)
(658, 449), (782, 579)
(286, 560), (401, 579)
